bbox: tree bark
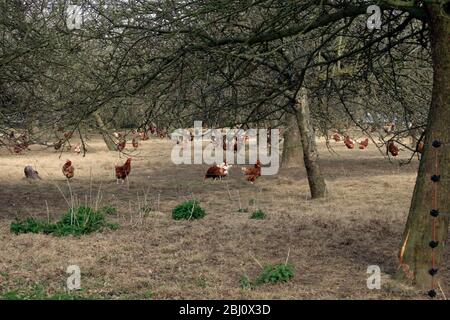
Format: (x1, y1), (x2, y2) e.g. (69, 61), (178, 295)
(396, 5), (450, 289)
(281, 111), (303, 168)
(93, 111), (117, 151)
(295, 88), (327, 198)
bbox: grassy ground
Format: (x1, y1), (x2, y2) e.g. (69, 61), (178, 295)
(0, 135), (446, 300)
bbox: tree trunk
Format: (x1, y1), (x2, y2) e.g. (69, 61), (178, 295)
(396, 5), (450, 290)
(295, 88), (327, 199)
(281, 111), (302, 168)
(93, 111), (116, 151)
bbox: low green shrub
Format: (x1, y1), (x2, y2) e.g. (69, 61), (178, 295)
(250, 209), (266, 220)
(172, 200), (206, 220)
(10, 218), (56, 235)
(255, 264), (294, 285)
(10, 206), (118, 237)
(240, 264), (294, 289)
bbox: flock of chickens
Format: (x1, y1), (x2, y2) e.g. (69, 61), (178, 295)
(331, 133), (370, 150)
(204, 160), (262, 183)
(61, 157), (133, 184)
(16, 121), (425, 183)
(6, 124), (170, 156)
(113, 126), (170, 154)
(35, 124), (261, 184)
(59, 157), (262, 184)
(330, 131), (424, 157)
(57, 123), (263, 183)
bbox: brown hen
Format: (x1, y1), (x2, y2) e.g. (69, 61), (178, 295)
(62, 160), (74, 179)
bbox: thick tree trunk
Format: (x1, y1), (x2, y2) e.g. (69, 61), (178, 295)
(295, 88), (327, 199)
(396, 6), (450, 290)
(281, 111), (302, 168)
(93, 111), (116, 151)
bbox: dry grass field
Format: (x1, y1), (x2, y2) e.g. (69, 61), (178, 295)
(0, 135), (447, 299)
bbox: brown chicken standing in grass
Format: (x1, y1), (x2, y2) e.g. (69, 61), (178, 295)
(344, 136), (355, 149)
(387, 140), (399, 157)
(241, 160), (262, 183)
(332, 132), (342, 142)
(204, 161), (231, 180)
(62, 160), (74, 179)
(13, 142), (28, 154)
(358, 138), (369, 150)
(115, 158), (132, 184)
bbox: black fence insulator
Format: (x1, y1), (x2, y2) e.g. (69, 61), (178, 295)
(432, 140), (442, 148)
(429, 268), (439, 276)
(431, 175), (441, 182)
(428, 289), (437, 298)
(429, 240), (439, 248)
(428, 138), (441, 299)
(430, 209), (440, 217)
